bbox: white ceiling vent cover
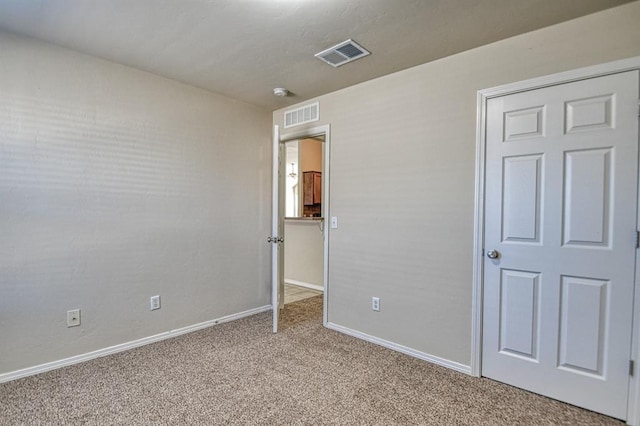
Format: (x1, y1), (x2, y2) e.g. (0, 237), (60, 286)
(315, 39), (370, 67)
(284, 102), (319, 128)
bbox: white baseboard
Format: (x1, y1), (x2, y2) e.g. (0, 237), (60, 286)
(326, 322), (472, 375)
(284, 279), (323, 292)
(0, 305), (271, 384)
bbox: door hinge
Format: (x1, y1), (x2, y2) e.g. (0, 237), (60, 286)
(630, 360), (635, 377)
(636, 231), (640, 248)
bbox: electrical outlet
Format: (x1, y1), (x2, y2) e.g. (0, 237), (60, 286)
(67, 309), (81, 327)
(150, 295), (161, 311)
(372, 297), (380, 312)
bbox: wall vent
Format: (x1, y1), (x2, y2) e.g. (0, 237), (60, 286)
(284, 102), (319, 128)
(315, 39), (370, 67)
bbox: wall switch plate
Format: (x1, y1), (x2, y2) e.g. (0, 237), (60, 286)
(331, 216), (338, 229)
(67, 309), (81, 327)
(372, 297), (380, 312)
(150, 295), (161, 311)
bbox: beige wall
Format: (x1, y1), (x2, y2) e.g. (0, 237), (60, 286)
(300, 138), (322, 172)
(284, 220), (324, 288)
(273, 2), (640, 366)
(0, 31), (271, 376)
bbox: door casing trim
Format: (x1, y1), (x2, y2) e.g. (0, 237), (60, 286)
(472, 56), (640, 424)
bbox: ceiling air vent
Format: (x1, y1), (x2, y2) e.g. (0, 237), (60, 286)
(284, 102), (319, 128)
(315, 39), (370, 67)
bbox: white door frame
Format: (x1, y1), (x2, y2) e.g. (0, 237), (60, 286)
(274, 124), (331, 327)
(471, 56), (640, 424)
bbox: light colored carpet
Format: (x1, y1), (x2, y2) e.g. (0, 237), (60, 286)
(0, 296), (622, 425)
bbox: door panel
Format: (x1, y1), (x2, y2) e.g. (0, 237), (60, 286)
(558, 276), (607, 376)
(563, 148), (611, 247)
(499, 269), (540, 360)
(502, 155), (542, 242)
(504, 106), (545, 141)
(565, 95), (613, 133)
(482, 71), (639, 419)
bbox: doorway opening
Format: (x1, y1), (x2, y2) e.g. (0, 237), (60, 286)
(271, 124), (330, 332)
(282, 136), (325, 306)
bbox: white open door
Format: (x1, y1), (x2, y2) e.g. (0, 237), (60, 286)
(271, 125), (285, 333)
(482, 71), (639, 419)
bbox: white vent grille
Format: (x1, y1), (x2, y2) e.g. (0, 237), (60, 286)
(315, 39), (370, 67)
(284, 102), (319, 128)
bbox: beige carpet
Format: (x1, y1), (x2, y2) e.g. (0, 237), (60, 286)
(0, 296), (622, 425)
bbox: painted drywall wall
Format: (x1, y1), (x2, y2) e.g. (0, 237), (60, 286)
(273, 2), (640, 366)
(0, 31), (271, 376)
(300, 138), (322, 173)
(284, 220), (324, 288)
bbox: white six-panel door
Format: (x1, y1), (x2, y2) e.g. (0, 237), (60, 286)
(482, 71), (639, 419)
(271, 125), (285, 333)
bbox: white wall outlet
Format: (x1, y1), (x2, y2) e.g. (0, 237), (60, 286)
(372, 297), (380, 312)
(67, 309), (81, 327)
(150, 295), (161, 311)
(331, 216), (338, 229)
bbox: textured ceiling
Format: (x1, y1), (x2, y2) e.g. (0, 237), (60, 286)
(0, 0), (632, 110)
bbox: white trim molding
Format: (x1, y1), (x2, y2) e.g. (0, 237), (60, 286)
(472, 56), (640, 425)
(327, 322), (471, 375)
(0, 305), (271, 384)
(284, 279), (324, 292)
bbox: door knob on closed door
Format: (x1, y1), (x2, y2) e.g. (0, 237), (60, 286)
(486, 249), (499, 259)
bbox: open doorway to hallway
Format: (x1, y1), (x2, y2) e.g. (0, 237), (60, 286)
(271, 124), (330, 333)
(282, 136), (325, 308)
